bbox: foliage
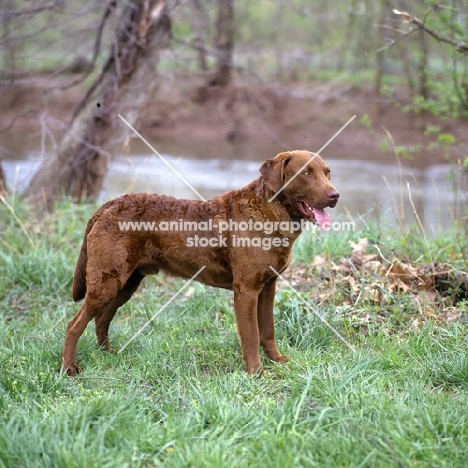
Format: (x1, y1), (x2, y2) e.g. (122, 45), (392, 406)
(393, 1), (468, 117)
(403, 77), (468, 119)
(2, 0), (467, 120)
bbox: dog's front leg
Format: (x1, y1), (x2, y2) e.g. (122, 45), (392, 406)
(233, 287), (262, 374)
(257, 278), (287, 364)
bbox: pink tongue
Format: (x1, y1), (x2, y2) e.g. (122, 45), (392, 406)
(312, 208), (331, 229)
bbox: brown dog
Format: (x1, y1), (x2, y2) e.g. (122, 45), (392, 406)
(62, 150), (339, 375)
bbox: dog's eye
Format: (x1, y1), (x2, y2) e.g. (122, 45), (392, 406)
(304, 171), (309, 176)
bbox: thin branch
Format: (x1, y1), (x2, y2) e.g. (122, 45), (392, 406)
(393, 9), (468, 54)
(46, 0), (117, 93)
(0, 5), (93, 47)
(173, 37), (266, 85)
(375, 24), (420, 53)
(0, 109), (42, 134)
(0, 0), (65, 17)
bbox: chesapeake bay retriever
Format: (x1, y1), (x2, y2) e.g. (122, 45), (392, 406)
(62, 150), (339, 375)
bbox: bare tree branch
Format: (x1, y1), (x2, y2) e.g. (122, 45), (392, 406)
(46, 0), (117, 92)
(393, 9), (468, 54)
(25, 0), (175, 205)
(375, 23), (420, 53)
(0, 0), (66, 17)
(173, 37), (265, 85)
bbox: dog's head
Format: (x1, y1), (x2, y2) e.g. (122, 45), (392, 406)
(260, 150), (339, 228)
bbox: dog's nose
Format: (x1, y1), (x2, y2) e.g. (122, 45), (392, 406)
(327, 190), (340, 202)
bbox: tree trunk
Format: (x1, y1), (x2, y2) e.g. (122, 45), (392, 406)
(207, 0), (234, 87)
(337, 0), (358, 72)
(373, 0), (386, 121)
(25, 0), (174, 206)
(190, 0), (209, 72)
(354, 0), (375, 70)
(0, 157), (7, 196)
(2, 0), (16, 80)
(397, 41), (415, 93)
(417, 29), (429, 99)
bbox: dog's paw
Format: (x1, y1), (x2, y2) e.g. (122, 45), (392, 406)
(266, 352), (288, 364)
(62, 364), (82, 376)
(246, 363), (264, 376)
(274, 354), (288, 364)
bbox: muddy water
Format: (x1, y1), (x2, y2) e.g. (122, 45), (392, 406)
(2, 134), (466, 232)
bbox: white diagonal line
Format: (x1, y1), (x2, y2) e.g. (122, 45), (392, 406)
(269, 266), (356, 353)
(268, 153), (318, 202)
(313, 114), (356, 156)
(117, 266), (206, 353)
(269, 115), (356, 202)
(118, 114), (207, 202)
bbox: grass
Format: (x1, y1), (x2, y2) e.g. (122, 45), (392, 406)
(1, 197), (468, 467)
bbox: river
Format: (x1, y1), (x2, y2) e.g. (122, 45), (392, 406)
(2, 134), (466, 232)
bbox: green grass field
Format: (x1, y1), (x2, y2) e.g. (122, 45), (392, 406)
(1, 198), (467, 467)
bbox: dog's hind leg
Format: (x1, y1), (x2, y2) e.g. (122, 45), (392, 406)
(95, 270), (144, 352)
(61, 271), (126, 376)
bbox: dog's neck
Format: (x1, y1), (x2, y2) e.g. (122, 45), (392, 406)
(254, 177), (300, 220)
(233, 177), (303, 240)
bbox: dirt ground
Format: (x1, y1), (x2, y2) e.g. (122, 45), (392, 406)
(1, 73), (467, 166)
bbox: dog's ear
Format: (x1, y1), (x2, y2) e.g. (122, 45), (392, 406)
(259, 152), (291, 193)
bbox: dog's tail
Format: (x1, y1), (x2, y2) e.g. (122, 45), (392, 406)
(72, 216), (95, 302)
(72, 199), (116, 301)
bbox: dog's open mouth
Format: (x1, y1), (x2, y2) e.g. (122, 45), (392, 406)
(297, 201), (331, 229)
